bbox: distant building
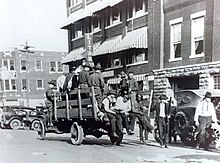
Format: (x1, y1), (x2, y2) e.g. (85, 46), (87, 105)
(0, 48), (68, 107)
(61, 0), (220, 100)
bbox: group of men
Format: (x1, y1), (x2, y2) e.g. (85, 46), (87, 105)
(45, 61), (219, 150)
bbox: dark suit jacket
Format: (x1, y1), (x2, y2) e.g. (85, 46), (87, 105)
(151, 102), (171, 122)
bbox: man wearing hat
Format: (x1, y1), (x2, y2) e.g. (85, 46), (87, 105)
(89, 63), (105, 109)
(151, 94), (171, 148)
(45, 80), (57, 126)
(119, 71), (128, 94)
(102, 90), (123, 137)
(63, 65), (77, 92)
(78, 62), (91, 88)
(194, 91), (217, 150)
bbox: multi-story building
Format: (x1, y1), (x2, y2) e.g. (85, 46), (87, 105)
(61, 0), (220, 99)
(0, 48), (68, 107)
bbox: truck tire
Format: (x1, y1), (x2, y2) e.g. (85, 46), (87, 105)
(70, 122), (84, 145)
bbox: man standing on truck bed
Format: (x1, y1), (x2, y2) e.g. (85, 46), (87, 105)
(194, 91), (217, 150)
(90, 63), (105, 109)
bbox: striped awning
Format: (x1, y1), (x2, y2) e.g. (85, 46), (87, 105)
(61, 47), (86, 64)
(92, 35), (122, 56)
(61, 0), (123, 29)
(107, 74), (146, 84)
(113, 27), (148, 52)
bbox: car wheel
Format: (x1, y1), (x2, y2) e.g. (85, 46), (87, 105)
(211, 123), (220, 148)
(9, 119), (22, 130)
(31, 120), (40, 130)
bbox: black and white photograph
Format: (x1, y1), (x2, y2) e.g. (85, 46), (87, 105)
(1, 0), (220, 162)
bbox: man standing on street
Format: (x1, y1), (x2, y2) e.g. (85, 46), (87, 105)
(194, 91), (217, 150)
(152, 94), (171, 148)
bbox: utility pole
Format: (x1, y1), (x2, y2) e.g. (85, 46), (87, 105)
(19, 41), (34, 107)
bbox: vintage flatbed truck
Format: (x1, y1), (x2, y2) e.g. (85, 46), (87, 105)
(37, 87), (123, 145)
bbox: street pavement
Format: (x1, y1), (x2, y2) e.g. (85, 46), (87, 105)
(1, 126), (220, 163)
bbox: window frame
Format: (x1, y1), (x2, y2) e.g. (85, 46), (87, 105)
(169, 17), (183, 62)
(49, 61), (63, 73)
(4, 79), (17, 91)
(36, 79), (44, 90)
(35, 60), (43, 71)
(21, 79), (27, 91)
(70, 0), (83, 7)
(190, 11), (206, 58)
(20, 59), (27, 72)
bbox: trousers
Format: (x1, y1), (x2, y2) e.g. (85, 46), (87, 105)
(157, 117), (169, 146)
(106, 112), (123, 132)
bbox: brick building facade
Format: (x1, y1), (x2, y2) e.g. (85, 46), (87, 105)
(62, 0), (220, 100)
(0, 48), (68, 107)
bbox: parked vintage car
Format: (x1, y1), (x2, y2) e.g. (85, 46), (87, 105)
(0, 105), (43, 130)
(174, 89), (220, 148)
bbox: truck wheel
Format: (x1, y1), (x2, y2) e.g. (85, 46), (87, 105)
(211, 123), (220, 148)
(37, 120), (46, 140)
(70, 122), (83, 145)
(31, 120), (40, 130)
(109, 131), (123, 145)
(9, 119), (21, 130)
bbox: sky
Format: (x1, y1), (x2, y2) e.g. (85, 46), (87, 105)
(0, 0), (68, 52)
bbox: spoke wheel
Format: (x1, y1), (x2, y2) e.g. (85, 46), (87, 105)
(70, 122), (84, 145)
(9, 119), (21, 130)
(211, 123), (220, 148)
(37, 120), (46, 140)
(109, 131), (123, 145)
(31, 120), (40, 130)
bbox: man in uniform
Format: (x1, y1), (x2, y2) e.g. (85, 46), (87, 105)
(89, 63), (105, 109)
(78, 62), (91, 88)
(45, 80), (56, 126)
(151, 94), (171, 148)
(194, 91), (217, 150)
(119, 71), (128, 94)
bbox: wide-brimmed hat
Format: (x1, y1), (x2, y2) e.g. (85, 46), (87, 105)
(95, 63), (101, 70)
(83, 62), (91, 68)
(205, 91), (212, 98)
(120, 71), (126, 77)
(48, 80), (56, 86)
(159, 94), (167, 100)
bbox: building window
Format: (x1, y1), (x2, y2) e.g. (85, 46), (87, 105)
(133, 49), (147, 63)
(5, 80), (10, 90)
(36, 79), (43, 89)
(106, 7), (121, 27)
(127, 3), (133, 19)
(21, 60), (27, 71)
(169, 18), (183, 61)
(35, 60), (42, 70)
(49, 61), (63, 73)
(9, 60), (15, 70)
(57, 61), (63, 72)
(213, 74), (220, 89)
(70, 0), (82, 7)
(112, 57), (121, 67)
(3, 60), (8, 70)
(74, 24), (83, 39)
(50, 61), (56, 72)
(93, 16), (101, 31)
(4, 79), (16, 91)
(190, 11), (206, 58)
(135, 0), (146, 16)
(21, 79), (27, 90)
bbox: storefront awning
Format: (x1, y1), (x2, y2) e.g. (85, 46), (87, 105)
(61, 0), (123, 29)
(113, 27), (148, 52)
(61, 47), (86, 64)
(92, 35), (122, 56)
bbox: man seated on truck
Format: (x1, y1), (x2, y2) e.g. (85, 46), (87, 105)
(78, 62), (91, 88)
(101, 90), (123, 138)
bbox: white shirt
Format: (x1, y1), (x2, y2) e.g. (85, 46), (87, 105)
(116, 96), (131, 113)
(159, 102), (166, 117)
(194, 98), (217, 123)
(57, 75), (66, 90)
(102, 97), (115, 114)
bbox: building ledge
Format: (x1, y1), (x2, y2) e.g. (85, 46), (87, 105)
(105, 22), (122, 30)
(105, 65), (123, 71)
(127, 61), (148, 67)
(127, 12), (148, 22)
(168, 57), (182, 62)
(189, 53), (204, 59)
